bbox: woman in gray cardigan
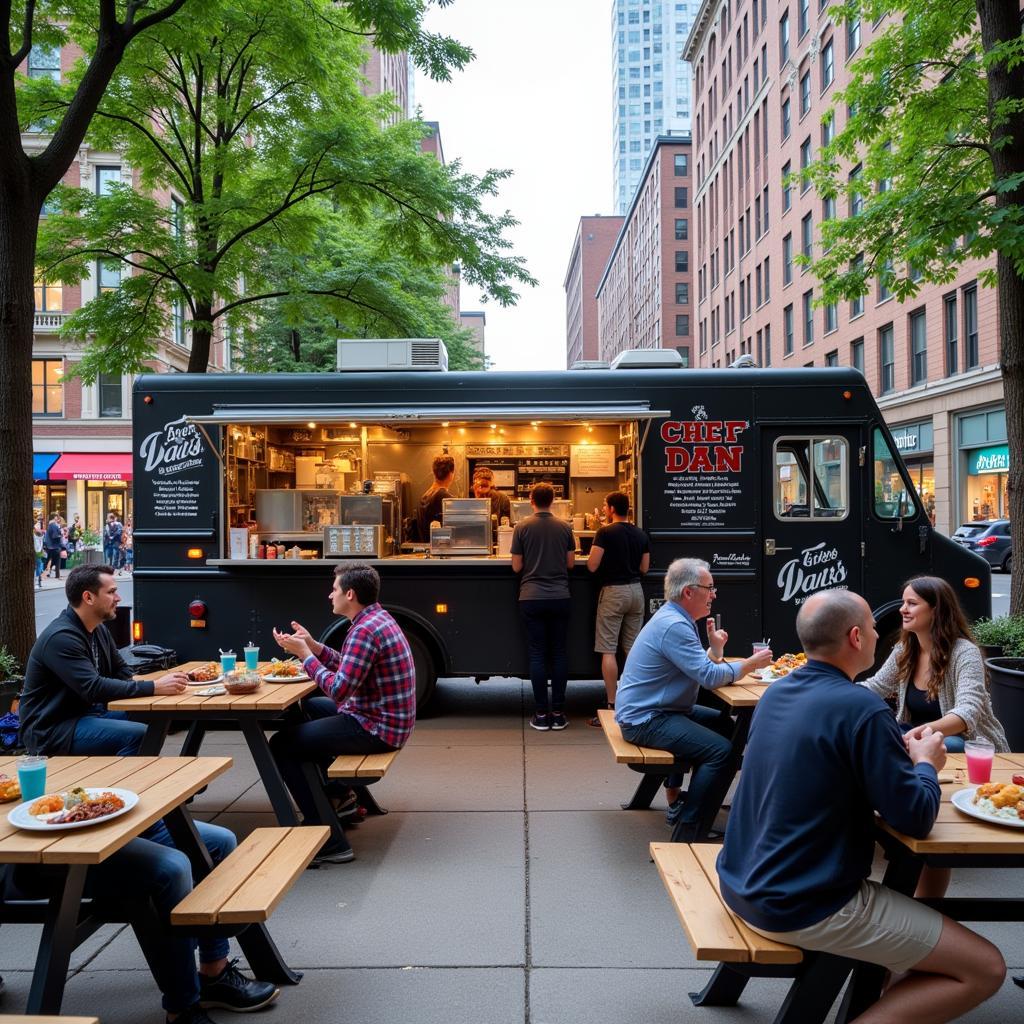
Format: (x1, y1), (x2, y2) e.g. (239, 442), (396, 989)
(862, 575), (1009, 753)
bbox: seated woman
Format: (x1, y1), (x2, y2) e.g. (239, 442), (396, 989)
(861, 575), (1008, 755)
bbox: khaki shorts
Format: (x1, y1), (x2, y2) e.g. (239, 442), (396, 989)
(748, 879), (943, 975)
(594, 582), (645, 654)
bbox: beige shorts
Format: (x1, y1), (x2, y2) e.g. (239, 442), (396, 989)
(748, 879), (943, 975)
(594, 582), (645, 654)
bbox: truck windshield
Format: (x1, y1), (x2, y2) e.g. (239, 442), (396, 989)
(773, 436), (849, 520)
(873, 427), (918, 519)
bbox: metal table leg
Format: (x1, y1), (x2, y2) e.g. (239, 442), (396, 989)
(239, 717), (300, 826)
(180, 721), (208, 757)
(301, 761), (352, 853)
(622, 770), (667, 810)
(689, 963), (751, 1006)
(773, 953), (854, 1024)
(26, 864), (88, 1015)
(138, 719), (171, 756)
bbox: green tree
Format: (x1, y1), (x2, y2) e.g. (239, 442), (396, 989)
(804, 0), (1024, 614)
(1, 0), (194, 666)
(33, 0), (529, 380)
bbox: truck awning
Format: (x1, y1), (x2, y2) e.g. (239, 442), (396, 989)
(185, 402), (669, 425)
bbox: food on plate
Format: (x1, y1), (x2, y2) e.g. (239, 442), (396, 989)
(258, 659), (302, 678)
(0, 774), (21, 802)
(188, 662), (221, 682)
(759, 653), (807, 678)
(1012, 774), (1024, 787)
(50, 792), (125, 824)
(972, 782), (1024, 821)
(29, 793), (64, 816)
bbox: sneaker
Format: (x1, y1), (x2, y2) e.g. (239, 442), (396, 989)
(310, 839), (355, 865)
(199, 958), (279, 1012)
(529, 712), (551, 731)
(168, 1004), (220, 1024)
(549, 713), (568, 730)
(587, 714), (601, 728)
(331, 789), (358, 816)
(666, 797), (684, 827)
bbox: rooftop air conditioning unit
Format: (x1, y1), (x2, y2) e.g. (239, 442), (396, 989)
(610, 349), (685, 370)
(337, 338), (448, 372)
(569, 360), (611, 370)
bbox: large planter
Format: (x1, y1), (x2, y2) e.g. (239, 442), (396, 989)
(980, 644), (1004, 662)
(986, 657), (1024, 750)
(80, 547), (103, 566)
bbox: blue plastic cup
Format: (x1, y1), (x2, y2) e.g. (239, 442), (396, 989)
(220, 652), (237, 675)
(244, 646), (259, 671)
(17, 756), (47, 801)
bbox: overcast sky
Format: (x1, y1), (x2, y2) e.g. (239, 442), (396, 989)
(415, 1), (609, 371)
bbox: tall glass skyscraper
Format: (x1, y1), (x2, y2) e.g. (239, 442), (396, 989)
(611, 1), (695, 213)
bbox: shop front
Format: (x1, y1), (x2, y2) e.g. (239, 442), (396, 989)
(957, 407), (1008, 523)
(889, 420), (936, 526)
(32, 453), (64, 523)
(48, 453), (133, 534)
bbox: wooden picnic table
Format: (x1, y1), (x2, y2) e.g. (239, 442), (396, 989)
(0, 754), (299, 1015)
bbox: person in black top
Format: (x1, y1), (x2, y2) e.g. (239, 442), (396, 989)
(20, 564), (190, 756)
(586, 491), (650, 725)
(43, 513), (63, 579)
(472, 466), (512, 539)
(416, 453), (456, 542)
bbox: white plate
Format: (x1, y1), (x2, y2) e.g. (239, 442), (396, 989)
(196, 685), (227, 696)
(186, 674), (224, 686)
(751, 669), (781, 682)
(8, 787), (139, 832)
(261, 672), (311, 683)
(951, 786), (1024, 829)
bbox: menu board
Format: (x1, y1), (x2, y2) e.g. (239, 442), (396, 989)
(570, 444), (616, 477)
(135, 414), (216, 528)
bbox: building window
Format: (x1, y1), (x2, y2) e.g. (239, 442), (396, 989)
(878, 261), (893, 303)
(676, 314), (690, 337)
(675, 186), (688, 207)
(825, 302), (838, 333)
(802, 289), (814, 345)
(677, 346), (691, 367)
(676, 282), (690, 304)
(675, 250), (689, 273)
(675, 217), (688, 240)
(98, 373), (123, 418)
(851, 254), (865, 318)
(847, 16), (861, 58)
(801, 212), (813, 261)
(764, 256), (771, 302)
(34, 280), (62, 311)
(799, 69), (811, 116)
(783, 233), (793, 284)
(879, 324), (895, 394)
(171, 196), (185, 237)
(674, 153), (689, 176)
(28, 44), (61, 81)
(32, 359), (63, 417)
(781, 96), (791, 138)
(798, 0), (810, 38)
(172, 297), (187, 348)
(825, 349), (839, 366)
(910, 309), (927, 385)
(820, 39), (834, 90)
(780, 10), (790, 64)
(821, 111), (835, 148)
(851, 337), (864, 374)
(782, 160), (792, 211)
(764, 323), (772, 365)
(800, 137), (812, 189)
(944, 292), (958, 376)
(784, 304), (794, 355)
(95, 166), (121, 196)
(849, 164), (864, 216)
(964, 285), (979, 368)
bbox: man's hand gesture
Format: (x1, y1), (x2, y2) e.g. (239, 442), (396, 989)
(907, 725), (947, 773)
(706, 618), (728, 660)
(153, 672), (189, 695)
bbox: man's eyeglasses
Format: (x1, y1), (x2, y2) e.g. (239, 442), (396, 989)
(690, 583), (717, 595)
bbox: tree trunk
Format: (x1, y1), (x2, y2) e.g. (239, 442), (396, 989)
(188, 299), (214, 373)
(0, 174), (43, 667)
(978, 0), (1024, 617)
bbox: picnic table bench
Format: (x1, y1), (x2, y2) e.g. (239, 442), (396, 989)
(326, 750), (401, 819)
(0, 1018), (100, 1023)
(596, 709), (677, 809)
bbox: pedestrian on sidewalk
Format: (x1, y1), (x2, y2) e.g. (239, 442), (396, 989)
(43, 513), (63, 580)
(32, 519), (45, 588)
(103, 512), (123, 570)
(122, 519), (134, 573)
(67, 513), (82, 557)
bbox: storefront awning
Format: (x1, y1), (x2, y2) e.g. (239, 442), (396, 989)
(187, 402), (670, 426)
(33, 453), (59, 481)
(49, 453), (133, 482)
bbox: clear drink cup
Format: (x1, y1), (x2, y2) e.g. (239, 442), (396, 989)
(244, 645), (259, 671)
(220, 651), (237, 675)
(964, 738), (995, 785)
(17, 755), (47, 801)
(752, 642), (770, 654)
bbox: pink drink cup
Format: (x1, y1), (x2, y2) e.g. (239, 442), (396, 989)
(964, 740), (995, 785)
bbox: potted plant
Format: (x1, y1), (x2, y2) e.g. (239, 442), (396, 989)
(0, 646), (23, 716)
(972, 616), (1024, 660)
(983, 621), (1024, 750)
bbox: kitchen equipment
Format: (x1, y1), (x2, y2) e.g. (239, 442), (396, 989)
(256, 490), (341, 535)
(324, 524), (386, 558)
(430, 498), (491, 556)
(510, 500), (533, 524)
(295, 456), (321, 489)
(497, 523), (514, 557)
(551, 499), (572, 521)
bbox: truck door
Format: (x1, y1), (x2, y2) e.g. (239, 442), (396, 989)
(760, 428), (864, 650)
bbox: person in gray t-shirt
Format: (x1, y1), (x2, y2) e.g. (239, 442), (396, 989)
(510, 483), (575, 731)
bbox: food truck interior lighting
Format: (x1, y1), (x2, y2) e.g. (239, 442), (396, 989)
(442, 421), (450, 427)
(187, 548), (204, 559)
(132, 621), (144, 642)
(349, 422), (357, 428)
(435, 603), (448, 614)
(964, 577), (981, 589)
(307, 422), (316, 429)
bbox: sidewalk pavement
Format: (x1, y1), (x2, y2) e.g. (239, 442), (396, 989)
(34, 570), (133, 592)
(0, 676), (1021, 1023)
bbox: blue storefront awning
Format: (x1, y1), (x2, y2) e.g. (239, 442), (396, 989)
(33, 453), (59, 481)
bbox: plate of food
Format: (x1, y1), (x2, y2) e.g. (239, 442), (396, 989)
(257, 659), (310, 683)
(0, 773), (21, 803)
(951, 783), (1024, 828)
(186, 662), (224, 685)
(7, 787), (138, 832)
(751, 652), (807, 681)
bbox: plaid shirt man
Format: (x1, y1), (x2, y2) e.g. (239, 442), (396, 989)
(302, 602), (416, 749)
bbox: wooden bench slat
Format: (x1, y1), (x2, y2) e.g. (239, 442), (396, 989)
(355, 751), (400, 778)
(650, 842), (752, 962)
(327, 755), (366, 778)
(690, 844), (802, 965)
(170, 827), (291, 926)
(218, 826), (329, 924)
(0, 1016), (101, 1023)
(596, 709), (676, 766)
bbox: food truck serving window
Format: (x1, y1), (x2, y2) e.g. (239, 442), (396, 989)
(773, 436), (849, 521)
(873, 427), (919, 520)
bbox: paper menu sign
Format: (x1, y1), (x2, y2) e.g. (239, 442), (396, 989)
(570, 445), (616, 477)
(228, 528), (250, 560)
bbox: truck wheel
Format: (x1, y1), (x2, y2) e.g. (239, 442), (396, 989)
(408, 631), (438, 713)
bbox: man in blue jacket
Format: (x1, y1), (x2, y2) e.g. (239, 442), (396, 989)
(718, 589), (1005, 1023)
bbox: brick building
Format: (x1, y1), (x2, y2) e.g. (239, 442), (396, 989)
(563, 215), (624, 366)
(685, 1), (1005, 535)
(596, 133), (694, 365)
(459, 311), (487, 363)
(361, 47), (412, 123)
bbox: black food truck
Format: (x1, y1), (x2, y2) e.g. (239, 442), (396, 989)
(131, 355), (990, 708)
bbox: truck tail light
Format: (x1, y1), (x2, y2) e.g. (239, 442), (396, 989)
(133, 620), (144, 642)
(964, 577), (981, 589)
(975, 537), (998, 548)
(189, 599), (208, 628)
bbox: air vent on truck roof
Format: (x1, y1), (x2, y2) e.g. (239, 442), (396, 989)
(336, 337), (449, 372)
(569, 360), (611, 370)
(610, 349), (685, 370)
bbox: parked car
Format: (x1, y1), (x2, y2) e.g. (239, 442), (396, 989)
(952, 519), (1012, 573)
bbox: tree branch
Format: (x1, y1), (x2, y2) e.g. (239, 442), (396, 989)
(10, 0), (37, 68)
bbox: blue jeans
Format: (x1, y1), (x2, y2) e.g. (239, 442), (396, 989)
(519, 598), (572, 711)
(621, 705), (735, 838)
(270, 696), (393, 826)
(70, 710), (147, 756)
(90, 818), (236, 1012)
(898, 722), (966, 753)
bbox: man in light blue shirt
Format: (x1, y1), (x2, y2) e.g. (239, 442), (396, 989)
(615, 557), (772, 841)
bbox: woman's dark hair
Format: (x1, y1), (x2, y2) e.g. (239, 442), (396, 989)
(66, 565), (116, 607)
(333, 563), (381, 605)
(895, 575), (974, 701)
(431, 454), (455, 483)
